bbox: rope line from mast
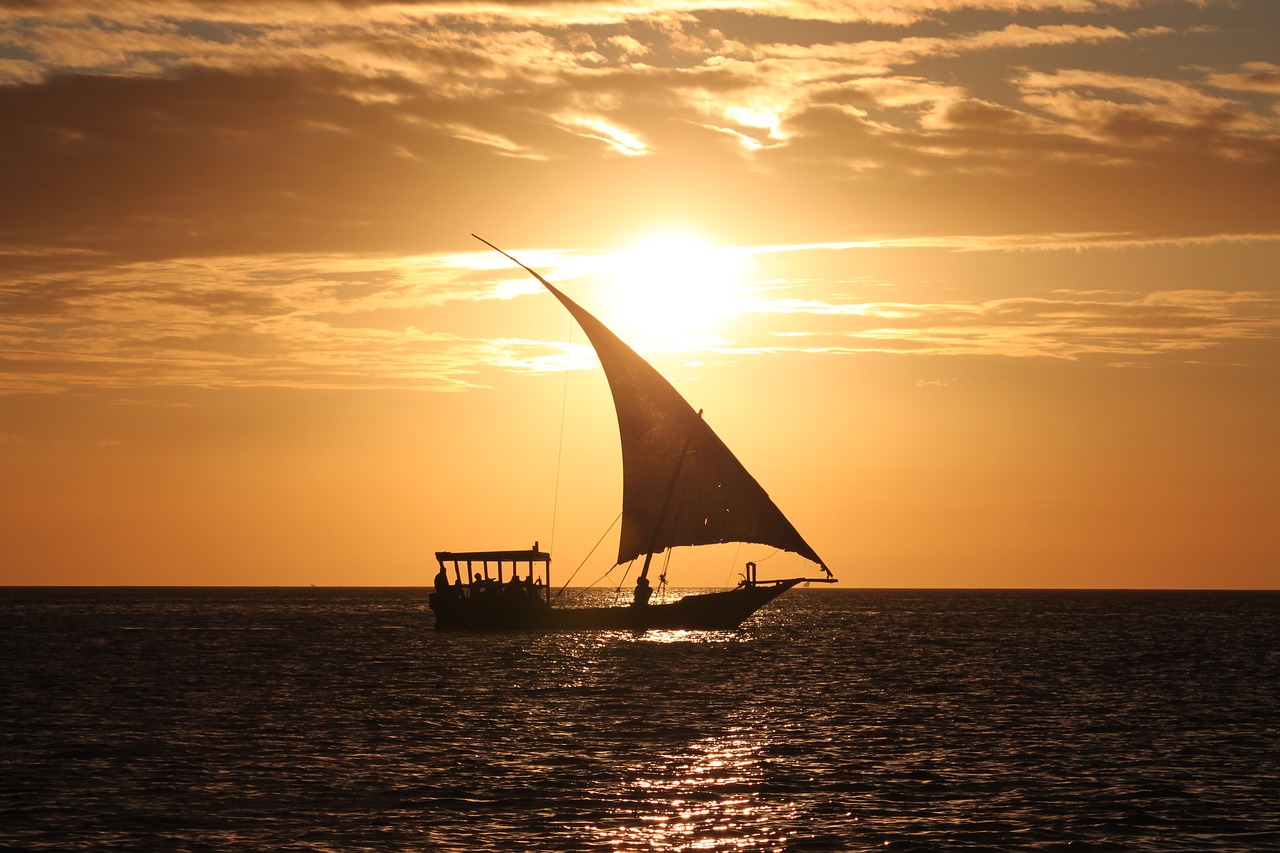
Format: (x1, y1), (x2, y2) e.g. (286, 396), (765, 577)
(548, 318), (573, 557)
(611, 560), (635, 599)
(554, 510), (622, 598)
(723, 542), (744, 589)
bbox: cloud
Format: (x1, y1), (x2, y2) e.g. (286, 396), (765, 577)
(0, 251), (514, 394)
(3, 242), (1276, 396)
(1018, 68), (1272, 138)
(556, 116), (650, 155)
(739, 289), (1280, 361)
(1207, 62), (1280, 95)
(753, 22), (1139, 77)
(1, 0), (1277, 269)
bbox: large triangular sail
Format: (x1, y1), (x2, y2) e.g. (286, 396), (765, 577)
(476, 236), (829, 575)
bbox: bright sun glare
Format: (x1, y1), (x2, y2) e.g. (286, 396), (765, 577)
(600, 229), (747, 351)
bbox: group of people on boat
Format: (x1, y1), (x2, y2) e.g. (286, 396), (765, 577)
(432, 565), (545, 604)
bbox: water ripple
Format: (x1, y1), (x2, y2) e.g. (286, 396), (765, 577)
(2, 587), (1277, 850)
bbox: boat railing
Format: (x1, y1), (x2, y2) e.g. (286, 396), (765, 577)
(739, 561), (837, 589)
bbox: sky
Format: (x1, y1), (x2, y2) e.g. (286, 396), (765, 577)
(1, 0), (1277, 589)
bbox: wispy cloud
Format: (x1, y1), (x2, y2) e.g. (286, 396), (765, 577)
(1208, 61), (1280, 95)
(1, 0), (1277, 398)
(2, 0), (1276, 266)
(743, 290), (1280, 361)
(0, 253), (499, 394)
(4, 242), (1276, 395)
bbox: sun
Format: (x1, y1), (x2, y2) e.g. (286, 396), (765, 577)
(599, 229), (747, 351)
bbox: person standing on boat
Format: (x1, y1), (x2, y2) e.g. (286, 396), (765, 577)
(433, 565), (451, 597)
(632, 576), (652, 607)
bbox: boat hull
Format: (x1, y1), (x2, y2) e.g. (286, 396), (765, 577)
(429, 580), (802, 631)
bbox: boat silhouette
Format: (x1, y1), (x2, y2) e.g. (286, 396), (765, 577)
(429, 236), (835, 631)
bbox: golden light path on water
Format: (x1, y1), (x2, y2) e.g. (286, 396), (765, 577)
(584, 629), (802, 851)
(594, 731), (799, 852)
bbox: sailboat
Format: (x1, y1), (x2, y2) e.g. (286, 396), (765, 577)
(428, 236), (835, 631)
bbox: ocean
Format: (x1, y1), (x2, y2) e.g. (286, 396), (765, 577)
(2, 587), (1277, 851)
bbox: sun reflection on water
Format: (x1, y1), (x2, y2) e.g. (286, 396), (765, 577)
(633, 629), (744, 645)
(592, 731), (797, 852)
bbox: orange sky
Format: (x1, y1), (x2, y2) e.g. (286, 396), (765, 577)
(1, 1), (1277, 588)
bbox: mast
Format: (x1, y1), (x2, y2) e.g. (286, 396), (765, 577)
(633, 409), (702, 605)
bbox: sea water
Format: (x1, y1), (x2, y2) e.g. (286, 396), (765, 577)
(2, 587), (1277, 851)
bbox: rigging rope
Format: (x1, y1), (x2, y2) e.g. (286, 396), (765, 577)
(612, 560), (635, 596)
(658, 549), (672, 586)
(548, 319), (573, 556)
(554, 510), (622, 598)
(723, 542), (744, 589)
